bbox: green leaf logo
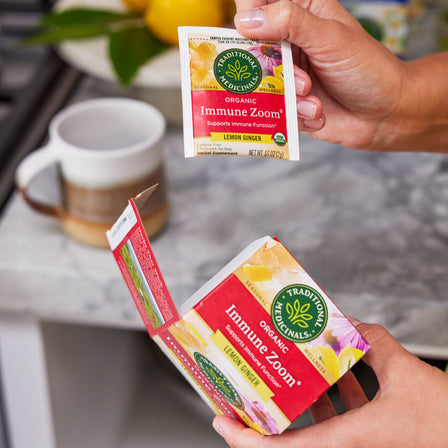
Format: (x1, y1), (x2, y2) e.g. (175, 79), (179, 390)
(214, 49), (261, 94)
(271, 285), (328, 343)
(286, 300), (313, 328)
(226, 60), (251, 81)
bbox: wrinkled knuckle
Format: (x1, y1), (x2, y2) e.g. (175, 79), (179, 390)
(277, 1), (302, 41)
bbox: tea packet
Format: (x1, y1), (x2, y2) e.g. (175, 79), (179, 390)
(179, 26), (299, 160)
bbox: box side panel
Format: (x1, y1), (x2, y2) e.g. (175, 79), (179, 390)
(108, 201), (179, 336)
(155, 328), (240, 419)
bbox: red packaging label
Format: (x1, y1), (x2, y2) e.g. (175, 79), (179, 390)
(192, 90), (288, 140)
(194, 274), (330, 421)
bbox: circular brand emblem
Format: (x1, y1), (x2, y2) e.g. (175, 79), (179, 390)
(194, 352), (244, 410)
(271, 285), (328, 343)
(214, 49), (262, 94)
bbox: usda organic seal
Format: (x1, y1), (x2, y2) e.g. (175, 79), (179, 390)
(271, 284), (328, 343)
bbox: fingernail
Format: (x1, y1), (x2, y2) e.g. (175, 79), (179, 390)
(297, 100), (318, 118)
(303, 117), (324, 130)
(294, 76), (307, 95)
(213, 419), (224, 437)
(348, 316), (363, 326)
(235, 9), (265, 28)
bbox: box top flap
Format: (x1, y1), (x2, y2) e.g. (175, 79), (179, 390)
(106, 185), (179, 336)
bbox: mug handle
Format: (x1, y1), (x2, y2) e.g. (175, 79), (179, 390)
(15, 145), (64, 218)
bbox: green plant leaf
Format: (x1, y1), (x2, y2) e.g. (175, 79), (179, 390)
(39, 8), (139, 27)
(21, 8), (142, 46)
(109, 26), (169, 86)
(22, 23), (111, 45)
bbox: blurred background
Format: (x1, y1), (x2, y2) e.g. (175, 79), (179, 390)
(0, 0), (448, 447)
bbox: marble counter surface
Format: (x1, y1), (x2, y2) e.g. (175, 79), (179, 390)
(1, 122), (448, 357)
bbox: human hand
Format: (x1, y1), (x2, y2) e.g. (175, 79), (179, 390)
(213, 320), (448, 447)
(233, 0), (448, 153)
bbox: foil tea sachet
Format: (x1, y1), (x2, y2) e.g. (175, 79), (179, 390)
(179, 26), (299, 160)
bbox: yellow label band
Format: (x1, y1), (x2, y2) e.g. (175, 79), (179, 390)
(211, 330), (275, 402)
(210, 132), (273, 144)
(234, 267), (272, 313)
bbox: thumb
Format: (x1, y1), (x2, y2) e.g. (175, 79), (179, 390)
(353, 321), (414, 386)
(213, 412), (354, 447)
(234, 0), (360, 53)
(213, 415), (265, 448)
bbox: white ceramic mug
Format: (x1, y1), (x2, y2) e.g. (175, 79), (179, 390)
(15, 97), (168, 247)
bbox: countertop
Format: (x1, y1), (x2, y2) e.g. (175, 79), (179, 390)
(0, 99), (447, 357)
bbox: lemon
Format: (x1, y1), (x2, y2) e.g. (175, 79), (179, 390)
(273, 64), (284, 82)
(121, 0), (150, 12)
(145, 0), (226, 46)
(260, 75), (284, 91)
(243, 265), (272, 283)
(338, 347), (364, 376)
(315, 346), (340, 379)
(189, 42), (218, 71)
(191, 68), (211, 85)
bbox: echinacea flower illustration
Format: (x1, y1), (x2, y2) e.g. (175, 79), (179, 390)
(241, 395), (280, 434)
(248, 44), (282, 74)
(312, 314), (370, 355)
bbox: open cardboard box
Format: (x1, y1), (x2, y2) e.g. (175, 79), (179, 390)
(106, 185), (370, 435)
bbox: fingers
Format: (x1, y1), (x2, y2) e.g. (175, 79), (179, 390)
(213, 415), (267, 448)
(297, 91), (325, 131)
(309, 392), (337, 423)
(235, 2), (317, 43)
(234, 0), (355, 50)
(235, 0), (354, 21)
(297, 96), (322, 119)
(350, 321), (413, 387)
(213, 414), (348, 448)
(234, 0), (268, 13)
(298, 102), (326, 131)
(299, 116), (326, 132)
(337, 370), (369, 410)
(295, 66), (325, 131)
(294, 65), (312, 96)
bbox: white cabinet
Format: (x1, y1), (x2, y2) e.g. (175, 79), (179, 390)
(0, 319), (227, 448)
